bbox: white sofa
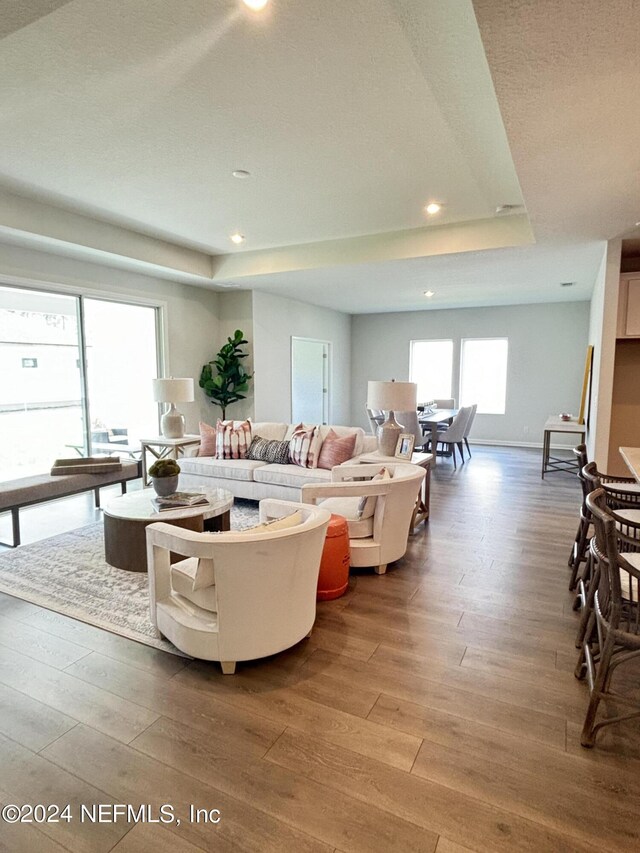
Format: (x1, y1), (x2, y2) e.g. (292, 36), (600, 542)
(178, 422), (378, 501)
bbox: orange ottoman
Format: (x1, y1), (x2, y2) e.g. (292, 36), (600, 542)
(317, 514), (351, 601)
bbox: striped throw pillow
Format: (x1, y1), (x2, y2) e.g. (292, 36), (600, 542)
(246, 436), (291, 464)
(289, 423), (322, 468)
(214, 419), (252, 460)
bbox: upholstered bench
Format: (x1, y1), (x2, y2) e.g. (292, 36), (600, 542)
(0, 461), (141, 547)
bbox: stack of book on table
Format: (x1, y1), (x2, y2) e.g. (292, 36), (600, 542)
(151, 492), (208, 512)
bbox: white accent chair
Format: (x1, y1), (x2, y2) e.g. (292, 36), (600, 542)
(146, 500), (331, 674)
(302, 463), (425, 575)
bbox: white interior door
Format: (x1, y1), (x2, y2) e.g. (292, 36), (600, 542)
(291, 337), (330, 424)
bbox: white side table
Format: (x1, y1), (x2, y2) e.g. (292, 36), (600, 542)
(358, 451), (434, 529)
(139, 435), (201, 485)
(541, 417), (585, 479)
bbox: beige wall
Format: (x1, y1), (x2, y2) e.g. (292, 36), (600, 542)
(351, 301), (590, 446)
(252, 291), (352, 425)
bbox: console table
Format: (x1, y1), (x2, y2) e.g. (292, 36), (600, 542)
(541, 416), (585, 479)
(139, 435), (201, 485)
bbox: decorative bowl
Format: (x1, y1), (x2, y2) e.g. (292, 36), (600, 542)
(559, 413), (572, 421)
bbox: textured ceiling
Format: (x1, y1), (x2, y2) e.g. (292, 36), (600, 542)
(233, 241), (605, 313)
(0, 0), (637, 313)
(0, 0), (523, 253)
(472, 0), (640, 244)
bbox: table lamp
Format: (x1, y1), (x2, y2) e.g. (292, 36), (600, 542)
(367, 380), (417, 456)
(152, 377), (194, 439)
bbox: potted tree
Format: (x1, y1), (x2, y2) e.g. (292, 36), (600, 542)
(199, 329), (253, 419)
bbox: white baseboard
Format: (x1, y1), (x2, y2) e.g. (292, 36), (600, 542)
(468, 439), (576, 451)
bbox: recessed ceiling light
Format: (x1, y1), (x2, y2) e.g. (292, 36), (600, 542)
(242, 0), (269, 10)
(424, 203), (441, 215)
(560, 282), (575, 287)
(230, 233), (245, 245)
(424, 290), (435, 298)
(232, 170), (251, 179)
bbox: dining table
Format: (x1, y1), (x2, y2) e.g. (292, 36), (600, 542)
(418, 408), (458, 462)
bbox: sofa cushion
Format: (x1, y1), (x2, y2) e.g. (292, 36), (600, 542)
(316, 496), (374, 539)
(254, 463), (332, 488)
(178, 456), (267, 482)
(171, 558), (218, 612)
(251, 422), (288, 441)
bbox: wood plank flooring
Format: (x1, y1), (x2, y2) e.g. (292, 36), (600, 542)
(1, 446), (639, 851)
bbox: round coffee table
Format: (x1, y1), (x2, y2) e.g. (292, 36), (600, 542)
(103, 488), (233, 572)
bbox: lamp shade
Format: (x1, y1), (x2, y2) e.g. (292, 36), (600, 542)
(152, 378), (194, 404)
(367, 380), (417, 412)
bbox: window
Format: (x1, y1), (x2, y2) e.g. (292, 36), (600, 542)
(460, 338), (508, 414)
(409, 340), (454, 404)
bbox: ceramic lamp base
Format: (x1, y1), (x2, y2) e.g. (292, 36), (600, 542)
(161, 404), (185, 439)
(377, 412), (403, 456)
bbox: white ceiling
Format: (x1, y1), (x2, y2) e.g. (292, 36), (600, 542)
(0, 0), (637, 312)
(231, 241), (605, 314)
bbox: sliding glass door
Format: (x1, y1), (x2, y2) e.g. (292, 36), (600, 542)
(84, 299), (160, 453)
(0, 284), (161, 480)
(0, 285), (86, 479)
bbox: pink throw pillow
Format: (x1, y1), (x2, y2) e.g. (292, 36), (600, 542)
(197, 421), (217, 457)
(317, 429), (357, 470)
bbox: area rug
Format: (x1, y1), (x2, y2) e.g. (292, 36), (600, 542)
(0, 500), (260, 655)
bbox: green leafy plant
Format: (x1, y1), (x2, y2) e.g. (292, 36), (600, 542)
(199, 329), (253, 419)
(148, 459), (180, 478)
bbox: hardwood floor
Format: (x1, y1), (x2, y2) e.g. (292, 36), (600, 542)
(1, 446), (639, 851)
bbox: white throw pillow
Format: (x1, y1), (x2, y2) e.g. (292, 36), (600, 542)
(357, 467), (392, 519)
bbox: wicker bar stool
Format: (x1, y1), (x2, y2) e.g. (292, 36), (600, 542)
(568, 445), (590, 589)
(576, 488), (640, 747)
(573, 464), (640, 647)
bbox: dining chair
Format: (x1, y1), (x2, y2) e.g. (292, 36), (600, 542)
(365, 407), (384, 436)
(394, 410), (429, 451)
(461, 404), (477, 459)
(434, 398), (456, 409)
(576, 488), (640, 747)
(429, 406), (473, 469)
